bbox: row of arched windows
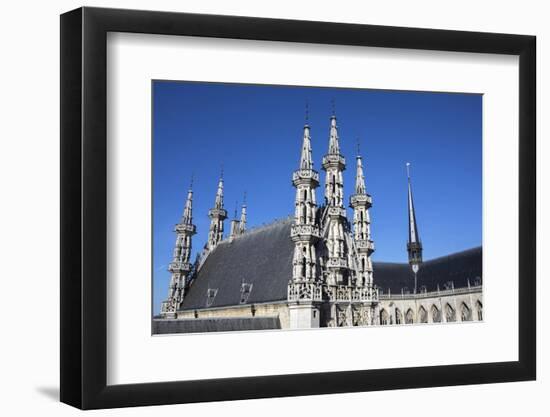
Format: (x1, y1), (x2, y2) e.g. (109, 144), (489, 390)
(379, 301), (482, 325)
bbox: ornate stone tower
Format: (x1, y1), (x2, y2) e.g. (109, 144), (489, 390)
(322, 114), (349, 285)
(406, 163), (423, 293)
(288, 120), (322, 328)
(161, 182), (197, 317)
(350, 148), (375, 287)
(207, 173), (227, 250)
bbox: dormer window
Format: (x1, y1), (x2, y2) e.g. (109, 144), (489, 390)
(206, 288), (218, 307)
(240, 282), (253, 304)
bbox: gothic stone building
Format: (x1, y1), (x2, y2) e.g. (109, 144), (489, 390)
(157, 114), (483, 333)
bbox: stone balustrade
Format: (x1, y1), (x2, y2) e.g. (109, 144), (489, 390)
(355, 239), (375, 251)
(322, 154), (346, 167)
(288, 281), (379, 302)
(168, 261), (192, 273)
(175, 223), (196, 234)
(292, 169), (320, 183)
(378, 285), (483, 300)
(290, 224), (321, 239)
(349, 193), (373, 207)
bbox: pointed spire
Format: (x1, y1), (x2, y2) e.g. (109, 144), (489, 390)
(181, 182), (194, 225)
(355, 140), (366, 195)
(214, 167), (224, 209)
(407, 163), (420, 244)
(406, 162), (423, 271)
(299, 123), (313, 170)
(239, 192), (247, 234)
(229, 200), (240, 240)
(328, 114), (340, 155)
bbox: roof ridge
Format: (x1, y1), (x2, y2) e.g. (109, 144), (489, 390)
(219, 215), (293, 244)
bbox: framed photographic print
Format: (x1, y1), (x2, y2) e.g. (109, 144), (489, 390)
(60, 6), (536, 410)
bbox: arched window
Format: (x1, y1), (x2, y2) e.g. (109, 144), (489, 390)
(461, 302), (472, 321)
(445, 304), (456, 322)
(361, 258), (365, 272)
(395, 308), (402, 325)
(431, 305), (441, 323)
(380, 309), (389, 325)
(418, 306), (428, 323)
(476, 301), (483, 321)
(405, 309), (414, 324)
(301, 256), (306, 278)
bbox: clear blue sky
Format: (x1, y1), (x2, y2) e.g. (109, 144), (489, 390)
(152, 81), (482, 314)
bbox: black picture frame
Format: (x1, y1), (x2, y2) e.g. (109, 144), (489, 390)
(60, 6), (536, 410)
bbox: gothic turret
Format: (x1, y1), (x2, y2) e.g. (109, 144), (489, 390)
(288, 114), (323, 329)
(322, 114), (348, 285)
(161, 180), (197, 316)
(291, 121), (321, 282)
(350, 146), (374, 287)
(406, 163), (423, 292)
(207, 172), (227, 250)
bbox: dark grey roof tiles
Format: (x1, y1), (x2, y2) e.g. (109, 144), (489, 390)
(179, 218), (294, 310)
(179, 218), (482, 311)
(374, 246), (482, 294)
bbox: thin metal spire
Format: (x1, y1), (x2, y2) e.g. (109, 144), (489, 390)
(406, 162), (423, 293)
(305, 101), (309, 123)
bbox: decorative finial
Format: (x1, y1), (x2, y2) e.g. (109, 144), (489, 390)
(189, 173), (194, 190)
(220, 164), (224, 179)
(243, 191), (247, 204)
(331, 98), (336, 116)
(406, 162), (411, 179)
(305, 100), (309, 123)
(234, 200), (238, 219)
(357, 138), (361, 156)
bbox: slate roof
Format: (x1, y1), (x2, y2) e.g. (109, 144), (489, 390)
(179, 219), (482, 310)
(374, 246), (482, 294)
(180, 218), (295, 310)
